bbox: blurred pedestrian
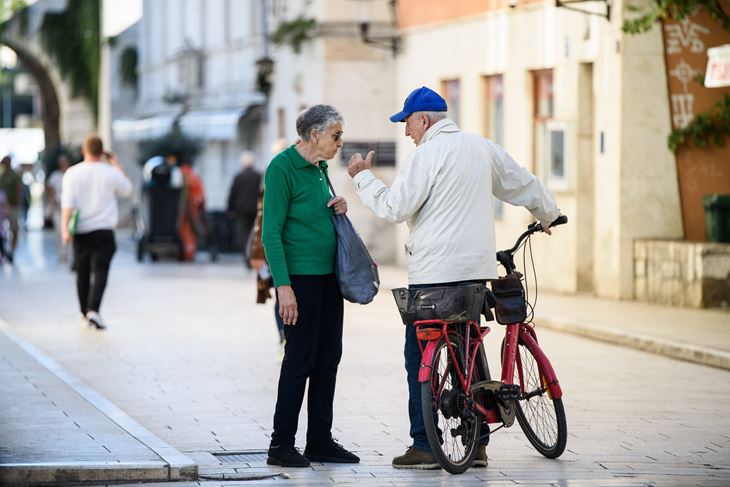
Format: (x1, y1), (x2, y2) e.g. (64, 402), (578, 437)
(263, 105), (358, 468)
(61, 135), (132, 330)
(0, 155), (22, 259)
(178, 157), (206, 261)
(227, 151), (261, 266)
(249, 189), (285, 355)
(47, 154), (71, 262)
(0, 189), (9, 263)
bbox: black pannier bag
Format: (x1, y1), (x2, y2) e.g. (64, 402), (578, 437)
(490, 273), (527, 325)
(391, 284), (488, 325)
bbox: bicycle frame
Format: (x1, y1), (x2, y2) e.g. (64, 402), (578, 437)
(416, 317), (562, 425)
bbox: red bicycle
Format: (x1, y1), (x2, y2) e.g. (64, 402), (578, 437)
(396, 216), (568, 474)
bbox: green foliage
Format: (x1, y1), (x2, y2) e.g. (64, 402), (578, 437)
(271, 16), (317, 53)
(137, 123), (203, 167)
(668, 94), (730, 152)
(119, 46), (138, 90)
(622, 1), (730, 34)
(39, 0), (100, 119)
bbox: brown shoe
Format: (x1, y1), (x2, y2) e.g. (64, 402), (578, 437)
(472, 445), (488, 468)
(392, 447), (440, 470)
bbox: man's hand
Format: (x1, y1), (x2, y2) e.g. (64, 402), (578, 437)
(62, 228), (72, 245)
(277, 285), (298, 325)
(327, 196), (348, 215)
(347, 151), (375, 178)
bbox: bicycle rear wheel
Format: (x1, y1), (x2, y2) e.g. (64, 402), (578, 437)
(421, 333), (479, 474)
(510, 338), (567, 458)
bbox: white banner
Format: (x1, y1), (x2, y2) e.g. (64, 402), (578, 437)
(705, 44), (730, 88)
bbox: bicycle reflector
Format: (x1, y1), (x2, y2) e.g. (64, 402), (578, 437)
(416, 328), (443, 341)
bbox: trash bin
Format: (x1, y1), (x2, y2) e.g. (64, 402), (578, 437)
(703, 194), (730, 243)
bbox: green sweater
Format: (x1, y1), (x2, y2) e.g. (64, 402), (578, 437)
(262, 146), (336, 287)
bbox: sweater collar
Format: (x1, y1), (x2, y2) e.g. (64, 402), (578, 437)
(286, 145), (328, 170)
(419, 118), (459, 146)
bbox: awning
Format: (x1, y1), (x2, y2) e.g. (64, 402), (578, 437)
(178, 109), (245, 140)
(112, 114), (177, 141)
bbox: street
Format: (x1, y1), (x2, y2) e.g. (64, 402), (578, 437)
(2, 231), (730, 486)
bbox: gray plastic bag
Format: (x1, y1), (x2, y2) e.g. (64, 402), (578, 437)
(332, 213), (380, 304)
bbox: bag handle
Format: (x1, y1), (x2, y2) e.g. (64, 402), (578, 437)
(322, 166), (337, 198)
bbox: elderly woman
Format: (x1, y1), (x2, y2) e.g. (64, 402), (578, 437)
(262, 105), (358, 467)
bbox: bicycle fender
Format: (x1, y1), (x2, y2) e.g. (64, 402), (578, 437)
(519, 328), (563, 399)
(418, 340), (440, 382)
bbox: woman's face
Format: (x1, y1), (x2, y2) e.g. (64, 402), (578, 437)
(313, 122), (344, 160)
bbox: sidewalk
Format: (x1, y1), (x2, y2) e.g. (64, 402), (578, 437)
(0, 322), (196, 485)
(1, 234), (729, 486)
(377, 267), (730, 370)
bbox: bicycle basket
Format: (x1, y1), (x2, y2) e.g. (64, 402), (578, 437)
(490, 273), (527, 325)
(391, 284), (487, 325)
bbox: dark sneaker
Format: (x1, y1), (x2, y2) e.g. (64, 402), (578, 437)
(304, 439), (360, 464)
(472, 445), (488, 468)
(392, 447), (440, 470)
(266, 444), (310, 468)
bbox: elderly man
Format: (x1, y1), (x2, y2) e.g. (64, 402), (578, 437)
(347, 86), (562, 469)
(262, 105), (358, 468)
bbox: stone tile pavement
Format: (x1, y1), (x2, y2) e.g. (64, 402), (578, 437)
(1, 231), (730, 485)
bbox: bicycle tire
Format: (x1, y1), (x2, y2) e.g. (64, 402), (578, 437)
(421, 332), (479, 474)
(503, 336), (567, 458)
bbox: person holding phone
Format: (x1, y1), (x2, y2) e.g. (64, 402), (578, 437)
(61, 135), (132, 330)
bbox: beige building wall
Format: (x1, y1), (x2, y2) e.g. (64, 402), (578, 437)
(395, 0), (682, 297)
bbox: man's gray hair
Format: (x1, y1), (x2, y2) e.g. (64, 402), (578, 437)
(417, 111), (447, 123)
(296, 104), (344, 141)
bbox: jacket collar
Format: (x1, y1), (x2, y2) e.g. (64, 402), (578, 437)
(286, 145), (328, 170)
(419, 118), (459, 146)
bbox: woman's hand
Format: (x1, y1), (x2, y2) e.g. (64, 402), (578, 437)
(327, 196), (348, 215)
(277, 285), (298, 325)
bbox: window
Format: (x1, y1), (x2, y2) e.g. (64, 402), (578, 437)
(483, 75), (505, 219)
(546, 121), (567, 187)
(532, 69), (554, 174)
(483, 75), (504, 145)
(340, 142), (396, 167)
(440, 79), (461, 126)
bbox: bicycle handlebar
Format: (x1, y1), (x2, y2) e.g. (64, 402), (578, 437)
(496, 215), (568, 273)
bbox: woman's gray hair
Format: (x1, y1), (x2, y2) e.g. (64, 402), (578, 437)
(296, 104), (344, 141)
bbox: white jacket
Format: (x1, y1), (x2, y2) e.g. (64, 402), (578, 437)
(353, 118), (560, 284)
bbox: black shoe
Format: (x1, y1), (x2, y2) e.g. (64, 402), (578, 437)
(304, 439), (360, 464)
(266, 444), (310, 468)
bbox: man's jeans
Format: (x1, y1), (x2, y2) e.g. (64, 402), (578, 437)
(405, 279), (487, 453)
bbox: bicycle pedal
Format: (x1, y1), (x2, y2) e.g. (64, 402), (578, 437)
(497, 384), (520, 401)
(470, 380), (503, 393)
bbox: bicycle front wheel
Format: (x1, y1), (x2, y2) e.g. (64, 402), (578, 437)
(511, 338), (567, 458)
(421, 333), (479, 474)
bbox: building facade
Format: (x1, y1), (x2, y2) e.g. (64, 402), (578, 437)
(394, 0), (684, 298)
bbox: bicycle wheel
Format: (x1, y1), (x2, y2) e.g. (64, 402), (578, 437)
(508, 337), (567, 458)
(421, 332), (479, 474)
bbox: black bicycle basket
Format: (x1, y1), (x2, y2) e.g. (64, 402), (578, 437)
(391, 284), (488, 325)
(490, 273), (527, 325)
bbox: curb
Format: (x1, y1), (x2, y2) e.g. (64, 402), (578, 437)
(0, 321), (198, 485)
(536, 314), (730, 371)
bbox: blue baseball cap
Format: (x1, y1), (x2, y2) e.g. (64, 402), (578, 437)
(389, 86), (447, 123)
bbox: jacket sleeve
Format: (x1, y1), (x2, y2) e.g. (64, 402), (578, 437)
(261, 164), (291, 287)
(352, 150), (434, 223)
(490, 141), (560, 227)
